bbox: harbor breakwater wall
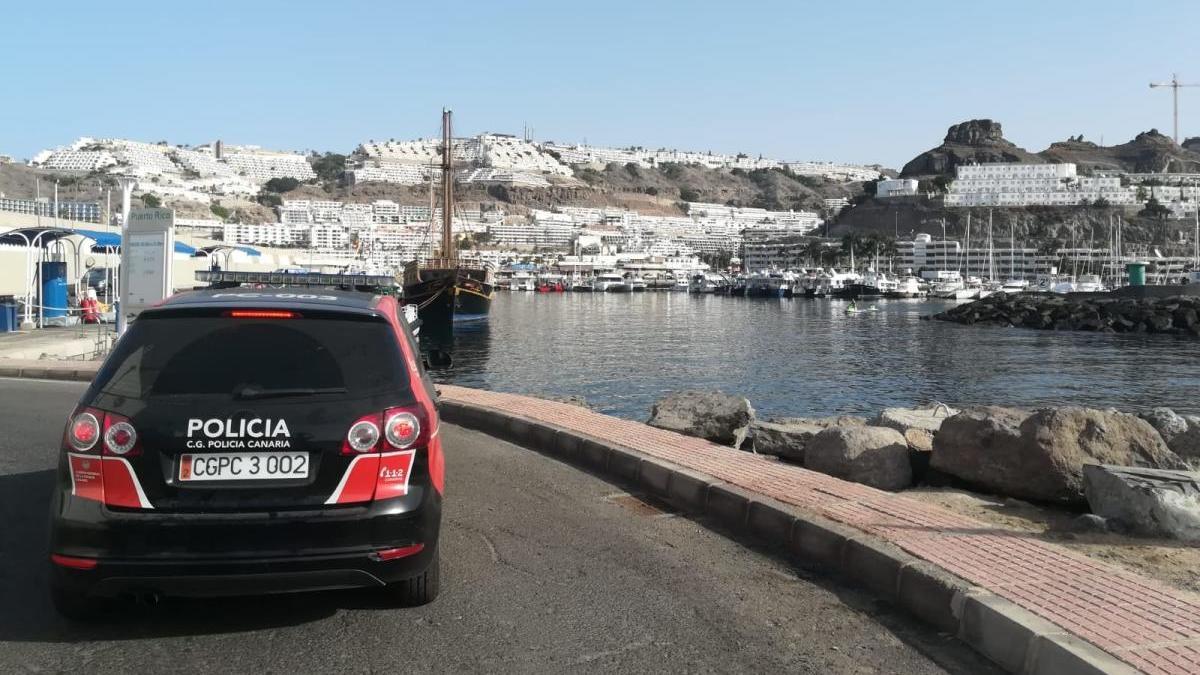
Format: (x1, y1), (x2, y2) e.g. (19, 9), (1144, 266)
(930, 292), (1200, 335)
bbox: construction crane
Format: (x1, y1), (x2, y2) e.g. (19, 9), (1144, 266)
(1149, 73), (1200, 144)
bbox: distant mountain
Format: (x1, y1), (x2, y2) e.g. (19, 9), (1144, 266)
(900, 120), (1044, 177)
(902, 120), (1200, 177)
(1040, 129), (1200, 173)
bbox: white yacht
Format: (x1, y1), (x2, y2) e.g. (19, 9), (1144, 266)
(886, 276), (924, 298)
(592, 272), (625, 292)
(1001, 278), (1030, 293)
(815, 270), (861, 297)
(1075, 274), (1107, 293)
(931, 272), (975, 300)
(619, 273), (648, 292)
(688, 272), (726, 294)
(509, 270), (536, 291)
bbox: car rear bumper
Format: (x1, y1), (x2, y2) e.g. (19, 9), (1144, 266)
(50, 545), (437, 598)
(49, 490), (441, 598)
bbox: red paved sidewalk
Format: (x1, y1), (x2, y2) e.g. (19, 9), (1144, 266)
(440, 385), (1200, 675)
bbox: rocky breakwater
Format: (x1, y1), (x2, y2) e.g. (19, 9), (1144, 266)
(648, 390), (1200, 542)
(931, 292), (1200, 336)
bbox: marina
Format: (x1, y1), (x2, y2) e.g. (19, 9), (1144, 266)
(432, 291), (1200, 421)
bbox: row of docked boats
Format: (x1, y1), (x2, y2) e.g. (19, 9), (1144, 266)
(686, 269), (925, 298)
(502, 270), (686, 293)
(499, 267), (1112, 299)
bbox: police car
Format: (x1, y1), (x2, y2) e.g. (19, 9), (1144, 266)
(48, 288), (444, 618)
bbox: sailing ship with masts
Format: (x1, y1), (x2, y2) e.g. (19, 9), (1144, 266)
(402, 109), (496, 327)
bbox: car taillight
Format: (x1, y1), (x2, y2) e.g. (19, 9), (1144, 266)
(330, 405), (435, 504)
(64, 408), (141, 457)
(67, 410), (101, 452)
(384, 411), (420, 449)
(383, 405), (429, 450)
(102, 413), (139, 456)
(342, 413), (382, 455)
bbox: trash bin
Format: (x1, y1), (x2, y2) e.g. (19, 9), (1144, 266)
(0, 303), (16, 333)
(1126, 262), (1147, 287)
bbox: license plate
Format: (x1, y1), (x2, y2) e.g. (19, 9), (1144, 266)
(179, 452), (309, 482)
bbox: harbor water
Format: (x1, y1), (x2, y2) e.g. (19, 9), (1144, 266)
(435, 292), (1200, 421)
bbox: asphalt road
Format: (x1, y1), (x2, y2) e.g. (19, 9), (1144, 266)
(0, 378), (997, 673)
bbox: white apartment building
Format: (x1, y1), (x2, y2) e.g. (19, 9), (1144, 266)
(895, 234), (963, 271)
(743, 240), (812, 272)
(0, 198), (102, 223)
(346, 164), (432, 186)
(894, 233), (1123, 280)
(309, 225), (348, 250)
(223, 149), (315, 183)
(460, 168), (552, 188)
(877, 178), (919, 198)
(487, 222), (576, 250)
(824, 197), (851, 214)
(350, 134), (571, 183)
(30, 149), (116, 172)
(223, 223), (308, 247)
(944, 162), (1136, 208)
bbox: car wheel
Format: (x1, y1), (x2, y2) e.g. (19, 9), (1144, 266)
(50, 583), (108, 621)
(385, 546), (440, 606)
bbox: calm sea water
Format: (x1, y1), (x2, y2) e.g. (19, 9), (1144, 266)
(431, 292), (1200, 421)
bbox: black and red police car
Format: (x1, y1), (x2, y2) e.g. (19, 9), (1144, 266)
(48, 287), (444, 618)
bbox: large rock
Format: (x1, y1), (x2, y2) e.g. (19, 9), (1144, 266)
(933, 406), (1187, 504)
(648, 390), (754, 448)
(872, 405), (958, 435)
(751, 416), (865, 463)
(931, 406), (1032, 496)
(1139, 407), (1200, 461)
(770, 415), (867, 428)
(1139, 407), (1189, 439)
(1083, 465), (1200, 540)
(750, 420), (824, 463)
(805, 426), (912, 491)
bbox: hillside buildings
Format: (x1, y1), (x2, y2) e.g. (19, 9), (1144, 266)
(944, 162), (1135, 208)
(29, 138), (313, 202)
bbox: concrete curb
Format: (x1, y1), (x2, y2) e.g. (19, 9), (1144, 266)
(0, 360), (99, 382)
(440, 396), (1134, 675)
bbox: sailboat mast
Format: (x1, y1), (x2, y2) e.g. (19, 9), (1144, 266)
(441, 108), (455, 263)
(987, 208), (994, 282)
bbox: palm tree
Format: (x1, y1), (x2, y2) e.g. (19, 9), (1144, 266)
(803, 240), (825, 266)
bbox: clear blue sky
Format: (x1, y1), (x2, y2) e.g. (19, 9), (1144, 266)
(3, 0), (1200, 168)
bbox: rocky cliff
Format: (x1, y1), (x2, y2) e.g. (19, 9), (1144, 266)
(902, 120), (1200, 178)
(1041, 129), (1200, 173)
(900, 120), (1045, 177)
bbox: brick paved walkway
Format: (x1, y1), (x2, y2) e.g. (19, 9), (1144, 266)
(440, 385), (1200, 675)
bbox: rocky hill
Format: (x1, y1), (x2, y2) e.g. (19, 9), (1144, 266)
(900, 120), (1044, 177)
(294, 162), (861, 219)
(1041, 129), (1200, 173)
(902, 120), (1200, 178)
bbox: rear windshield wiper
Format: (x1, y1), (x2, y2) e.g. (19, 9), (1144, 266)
(233, 386), (348, 400)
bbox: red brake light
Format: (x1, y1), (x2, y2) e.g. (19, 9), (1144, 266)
(67, 410), (101, 452)
(227, 310), (298, 319)
(385, 412), (420, 449)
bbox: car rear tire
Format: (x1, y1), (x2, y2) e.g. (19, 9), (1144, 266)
(385, 546), (440, 606)
(50, 584), (108, 621)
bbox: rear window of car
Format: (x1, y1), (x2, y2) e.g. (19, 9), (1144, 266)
(94, 315), (407, 400)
